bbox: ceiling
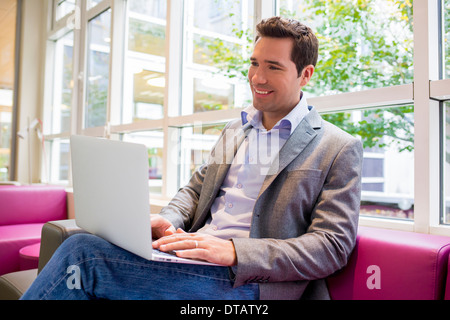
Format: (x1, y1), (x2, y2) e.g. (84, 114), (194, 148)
(0, 0), (17, 90)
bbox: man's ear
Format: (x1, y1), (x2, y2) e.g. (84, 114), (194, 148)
(299, 65), (315, 87)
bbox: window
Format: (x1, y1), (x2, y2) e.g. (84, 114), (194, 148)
(329, 106), (414, 220)
(445, 0), (450, 78)
(276, 0), (415, 221)
(42, 29), (74, 183)
(433, 0), (450, 229)
(118, 0), (167, 125)
(277, 0), (413, 96)
(443, 102), (450, 224)
(88, 0), (103, 10)
(45, 138), (70, 183)
(85, 9), (111, 129)
(0, 0), (17, 181)
(121, 130), (164, 194)
(42, 0), (450, 235)
(177, 122), (226, 187)
(181, 0), (253, 115)
(0, 90), (13, 181)
(46, 31), (74, 135)
(55, 0), (76, 21)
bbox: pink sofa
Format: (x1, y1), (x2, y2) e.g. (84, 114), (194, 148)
(327, 226), (450, 300)
(0, 185), (67, 276)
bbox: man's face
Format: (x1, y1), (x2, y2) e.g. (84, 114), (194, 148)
(248, 36), (304, 128)
(248, 37), (314, 129)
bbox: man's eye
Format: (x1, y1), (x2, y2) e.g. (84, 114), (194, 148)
(250, 62), (258, 67)
(269, 66), (281, 70)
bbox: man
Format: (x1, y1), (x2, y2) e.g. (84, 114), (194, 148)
(22, 17), (362, 300)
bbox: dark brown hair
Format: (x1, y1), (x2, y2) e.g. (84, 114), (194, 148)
(255, 17), (319, 77)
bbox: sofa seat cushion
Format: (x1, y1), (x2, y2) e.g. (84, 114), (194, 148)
(0, 224), (44, 276)
(327, 226), (450, 300)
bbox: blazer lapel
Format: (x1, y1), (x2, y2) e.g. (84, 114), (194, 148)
(200, 122), (252, 209)
(212, 122), (252, 185)
(258, 107), (322, 197)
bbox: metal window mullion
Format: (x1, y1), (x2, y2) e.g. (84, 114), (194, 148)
(412, 0), (441, 233)
(163, 0), (184, 198)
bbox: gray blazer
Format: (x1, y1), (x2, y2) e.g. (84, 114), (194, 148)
(159, 106), (363, 300)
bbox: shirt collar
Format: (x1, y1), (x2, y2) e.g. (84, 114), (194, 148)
(241, 94), (309, 136)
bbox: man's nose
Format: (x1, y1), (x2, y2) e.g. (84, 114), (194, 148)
(251, 68), (268, 85)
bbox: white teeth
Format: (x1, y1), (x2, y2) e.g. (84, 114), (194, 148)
(255, 89), (270, 94)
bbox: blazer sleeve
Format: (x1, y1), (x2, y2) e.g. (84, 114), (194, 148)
(231, 136), (363, 286)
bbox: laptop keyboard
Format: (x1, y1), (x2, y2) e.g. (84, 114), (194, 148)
(154, 249), (178, 257)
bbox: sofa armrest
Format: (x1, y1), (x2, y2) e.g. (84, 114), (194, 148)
(0, 269), (38, 300)
(38, 219), (88, 273)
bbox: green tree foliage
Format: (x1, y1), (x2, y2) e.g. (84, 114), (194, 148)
(203, 0), (419, 156)
(293, 0), (414, 95)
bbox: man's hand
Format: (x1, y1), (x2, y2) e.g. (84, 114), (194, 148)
(152, 229), (237, 267)
(150, 214), (176, 239)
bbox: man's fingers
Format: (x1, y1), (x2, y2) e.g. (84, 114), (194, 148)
(164, 226), (176, 236)
(160, 239), (202, 252)
(154, 233), (236, 266)
(151, 214), (176, 239)
(153, 232), (198, 248)
(175, 247), (209, 261)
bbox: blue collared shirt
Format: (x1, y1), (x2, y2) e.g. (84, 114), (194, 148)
(197, 96), (309, 239)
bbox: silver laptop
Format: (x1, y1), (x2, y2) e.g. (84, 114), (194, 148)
(70, 135), (218, 266)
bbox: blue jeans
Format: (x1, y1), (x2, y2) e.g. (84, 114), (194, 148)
(20, 234), (259, 300)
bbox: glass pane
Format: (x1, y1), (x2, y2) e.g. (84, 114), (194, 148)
(323, 106), (414, 220)
(445, 0), (450, 79)
(45, 138), (70, 183)
(192, 34), (243, 68)
(444, 102), (450, 223)
(56, 0), (76, 21)
(128, 0), (167, 21)
(85, 9), (111, 128)
(0, 94), (12, 181)
(119, 0), (166, 125)
(0, 0), (17, 181)
(47, 31), (73, 134)
(182, 0), (253, 115)
(193, 0), (244, 37)
(277, 0), (414, 96)
(178, 123), (226, 188)
(87, 0), (102, 10)
(128, 18), (165, 57)
(132, 70), (165, 121)
(122, 131), (164, 194)
(193, 77), (234, 112)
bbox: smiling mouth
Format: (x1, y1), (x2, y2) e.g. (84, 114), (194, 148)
(254, 88), (273, 95)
